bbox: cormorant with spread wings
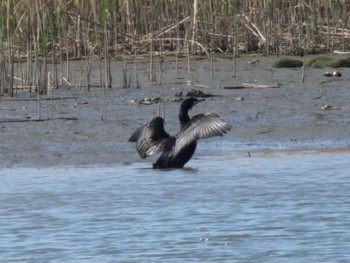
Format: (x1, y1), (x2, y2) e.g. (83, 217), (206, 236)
(129, 97), (232, 168)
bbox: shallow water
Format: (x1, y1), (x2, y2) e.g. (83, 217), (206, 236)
(1, 149), (350, 262)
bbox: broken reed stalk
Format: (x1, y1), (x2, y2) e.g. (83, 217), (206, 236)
(175, 0), (180, 74)
(159, 54), (163, 86)
(8, 39), (14, 97)
(148, 8), (154, 83)
(132, 25), (139, 89)
(65, 31), (70, 82)
(191, 0), (198, 55)
(5, 0), (13, 97)
(97, 28), (103, 114)
(149, 32), (155, 83)
(175, 50), (180, 73)
(15, 52), (21, 96)
(0, 27), (14, 97)
(232, 17), (239, 78)
(98, 53), (106, 120)
(342, 2), (346, 52)
(52, 44), (58, 90)
(78, 61), (83, 89)
(301, 55), (305, 83)
(0, 50), (5, 96)
(37, 84), (41, 120)
(211, 53), (214, 78)
(158, 38), (164, 86)
(33, 34), (41, 119)
(86, 57), (92, 91)
(122, 50), (129, 89)
(4, 39), (14, 97)
(232, 50), (236, 78)
(58, 37), (63, 87)
(134, 49), (139, 88)
(186, 20), (191, 73)
(104, 23), (112, 89)
(101, 79), (106, 120)
(175, 49), (179, 74)
(77, 15), (81, 59)
(186, 39), (191, 73)
(47, 71), (54, 119)
(157, 84), (165, 119)
(122, 68), (128, 89)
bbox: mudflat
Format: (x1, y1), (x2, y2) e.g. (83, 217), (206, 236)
(1, 55), (350, 168)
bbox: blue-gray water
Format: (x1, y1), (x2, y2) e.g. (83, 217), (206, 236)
(1, 149), (350, 262)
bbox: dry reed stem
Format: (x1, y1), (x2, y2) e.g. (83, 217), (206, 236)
(1, 0), (350, 97)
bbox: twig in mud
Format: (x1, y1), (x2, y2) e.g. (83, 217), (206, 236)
(0, 117), (78, 123)
(1, 96), (79, 102)
(224, 83), (281, 89)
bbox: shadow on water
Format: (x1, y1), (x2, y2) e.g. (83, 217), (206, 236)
(134, 166), (199, 173)
(1, 148), (350, 262)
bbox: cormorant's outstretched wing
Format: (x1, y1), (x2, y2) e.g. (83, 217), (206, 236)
(128, 123), (147, 143)
(129, 117), (170, 158)
(174, 113), (232, 156)
(145, 136), (176, 157)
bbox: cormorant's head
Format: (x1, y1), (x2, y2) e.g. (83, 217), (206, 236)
(151, 116), (165, 126)
(150, 116), (167, 134)
(181, 97), (204, 111)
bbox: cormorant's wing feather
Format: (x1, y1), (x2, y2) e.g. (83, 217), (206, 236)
(174, 113), (232, 156)
(128, 124), (147, 142)
(146, 137), (176, 156)
(129, 117), (170, 158)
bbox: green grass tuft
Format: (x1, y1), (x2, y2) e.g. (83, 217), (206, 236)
(273, 58), (303, 68)
(307, 57), (350, 68)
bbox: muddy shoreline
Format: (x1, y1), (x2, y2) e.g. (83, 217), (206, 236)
(1, 55), (350, 168)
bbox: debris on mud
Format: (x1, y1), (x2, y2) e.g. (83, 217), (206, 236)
(128, 97), (161, 105)
(223, 83), (281, 89)
(323, 71), (342, 77)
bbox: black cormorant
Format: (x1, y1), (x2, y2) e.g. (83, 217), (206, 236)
(129, 97), (232, 168)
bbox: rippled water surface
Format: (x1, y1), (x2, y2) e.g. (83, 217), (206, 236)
(1, 149), (350, 262)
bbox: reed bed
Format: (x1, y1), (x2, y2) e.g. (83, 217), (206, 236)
(1, 0), (350, 97)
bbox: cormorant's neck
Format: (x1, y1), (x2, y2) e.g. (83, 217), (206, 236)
(179, 108), (190, 128)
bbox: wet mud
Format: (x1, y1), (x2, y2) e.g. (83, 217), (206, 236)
(1, 55), (350, 168)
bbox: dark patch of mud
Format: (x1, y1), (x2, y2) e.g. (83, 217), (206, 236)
(1, 55), (350, 168)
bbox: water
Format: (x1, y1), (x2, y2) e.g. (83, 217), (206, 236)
(1, 149), (350, 262)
